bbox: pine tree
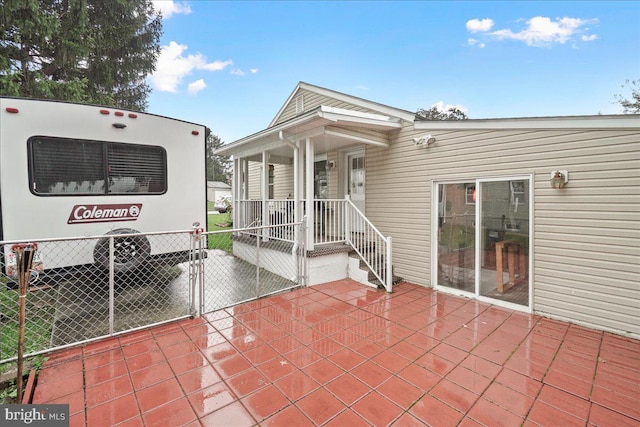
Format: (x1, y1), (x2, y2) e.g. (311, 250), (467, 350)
(0, 0), (161, 110)
(206, 133), (231, 183)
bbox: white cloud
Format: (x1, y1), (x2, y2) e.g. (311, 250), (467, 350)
(231, 68), (259, 76)
(152, 1), (191, 19)
(467, 38), (485, 48)
(150, 41), (232, 93)
(187, 79), (206, 95)
(490, 16), (599, 47)
(466, 16), (599, 48)
(466, 18), (494, 33)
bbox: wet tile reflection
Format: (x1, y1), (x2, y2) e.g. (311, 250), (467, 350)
(32, 279), (640, 426)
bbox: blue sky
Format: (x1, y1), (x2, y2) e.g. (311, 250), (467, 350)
(148, 1), (640, 143)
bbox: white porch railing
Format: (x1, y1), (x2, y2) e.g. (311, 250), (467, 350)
(236, 198), (393, 292)
(313, 199), (348, 245)
(237, 199), (349, 245)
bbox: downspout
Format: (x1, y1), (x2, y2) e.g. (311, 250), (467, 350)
(261, 151), (269, 241)
(279, 131), (304, 284)
(305, 138), (314, 251)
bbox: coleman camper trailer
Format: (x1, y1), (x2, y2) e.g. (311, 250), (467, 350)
(0, 97), (207, 277)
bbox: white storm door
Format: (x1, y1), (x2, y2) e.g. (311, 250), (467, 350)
(347, 151), (365, 214)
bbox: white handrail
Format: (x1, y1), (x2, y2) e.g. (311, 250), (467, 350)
(344, 197), (393, 292)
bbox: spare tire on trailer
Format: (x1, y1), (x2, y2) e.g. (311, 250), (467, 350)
(93, 228), (151, 273)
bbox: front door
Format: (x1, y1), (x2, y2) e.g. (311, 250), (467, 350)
(347, 151), (365, 214)
(435, 178), (531, 309)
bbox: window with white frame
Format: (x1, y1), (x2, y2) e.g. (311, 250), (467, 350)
(465, 183), (476, 205)
(268, 164), (274, 199)
(510, 180), (526, 207)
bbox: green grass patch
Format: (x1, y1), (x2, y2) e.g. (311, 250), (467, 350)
(207, 213), (233, 252)
(1, 285), (56, 372)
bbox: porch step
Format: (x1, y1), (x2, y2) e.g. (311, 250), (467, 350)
(348, 251), (402, 290)
(368, 274), (404, 290)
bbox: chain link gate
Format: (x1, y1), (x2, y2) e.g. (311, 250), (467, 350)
(1, 222), (305, 366)
(195, 222), (305, 316)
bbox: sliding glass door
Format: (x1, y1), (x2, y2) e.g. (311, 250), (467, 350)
(437, 182), (476, 293)
(436, 178), (530, 308)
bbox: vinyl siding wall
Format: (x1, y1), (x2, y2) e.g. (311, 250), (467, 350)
(366, 126), (640, 337)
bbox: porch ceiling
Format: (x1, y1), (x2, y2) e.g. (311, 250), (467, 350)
(214, 105), (403, 161)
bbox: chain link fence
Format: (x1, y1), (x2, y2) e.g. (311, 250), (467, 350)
(0, 222), (304, 366)
(198, 223), (304, 314)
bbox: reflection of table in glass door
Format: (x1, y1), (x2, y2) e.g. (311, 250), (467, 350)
(495, 235), (527, 293)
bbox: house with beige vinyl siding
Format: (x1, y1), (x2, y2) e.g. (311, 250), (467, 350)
(214, 81), (640, 339)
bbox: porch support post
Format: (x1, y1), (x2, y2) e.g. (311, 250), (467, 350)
(296, 142), (304, 221)
(242, 159), (249, 228)
(293, 142), (300, 231)
(293, 144), (302, 224)
(241, 159), (249, 200)
(262, 151), (269, 241)
(233, 157), (241, 229)
(305, 138), (314, 251)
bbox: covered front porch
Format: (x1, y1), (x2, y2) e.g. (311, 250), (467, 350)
(215, 104), (408, 291)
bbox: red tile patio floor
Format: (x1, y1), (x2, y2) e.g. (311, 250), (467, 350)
(32, 279), (640, 426)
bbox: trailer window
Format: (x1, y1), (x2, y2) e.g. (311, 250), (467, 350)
(29, 137), (167, 196)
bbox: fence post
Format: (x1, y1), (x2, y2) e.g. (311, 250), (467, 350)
(198, 231), (205, 316)
(108, 236), (115, 335)
(256, 228), (261, 298)
(189, 223), (201, 318)
(300, 218), (308, 287)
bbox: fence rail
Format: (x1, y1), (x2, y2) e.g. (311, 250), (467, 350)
(0, 222), (304, 366)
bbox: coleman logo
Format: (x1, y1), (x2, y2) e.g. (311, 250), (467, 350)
(68, 204), (142, 224)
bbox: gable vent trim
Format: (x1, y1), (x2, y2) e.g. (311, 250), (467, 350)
(295, 95), (304, 114)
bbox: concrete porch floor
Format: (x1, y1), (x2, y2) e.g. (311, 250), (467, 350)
(32, 279), (639, 426)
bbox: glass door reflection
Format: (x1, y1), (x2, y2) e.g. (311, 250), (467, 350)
(437, 182), (476, 293)
(479, 180), (529, 306)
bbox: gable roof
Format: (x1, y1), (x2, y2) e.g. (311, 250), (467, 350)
(269, 81), (417, 127)
(214, 104), (403, 159)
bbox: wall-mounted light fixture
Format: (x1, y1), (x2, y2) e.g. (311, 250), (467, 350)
(413, 135), (436, 146)
(550, 170), (569, 189)
(325, 160), (336, 170)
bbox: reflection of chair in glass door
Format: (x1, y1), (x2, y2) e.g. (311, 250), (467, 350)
(495, 240), (527, 293)
(479, 179), (530, 306)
